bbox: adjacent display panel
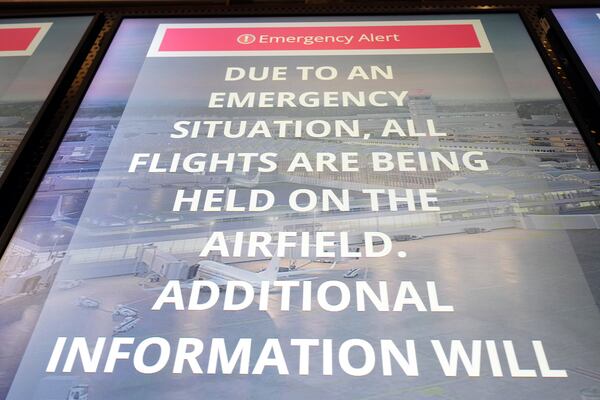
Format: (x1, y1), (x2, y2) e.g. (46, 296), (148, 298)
(1, 14), (600, 400)
(0, 16), (94, 183)
(550, 8), (600, 106)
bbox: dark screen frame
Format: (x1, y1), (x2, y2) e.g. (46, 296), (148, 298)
(0, 5), (600, 396)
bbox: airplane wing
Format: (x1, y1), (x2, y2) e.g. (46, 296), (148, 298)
(275, 274), (318, 281)
(141, 277), (228, 291)
(275, 269), (334, 279)
(180, 276), (228, 288)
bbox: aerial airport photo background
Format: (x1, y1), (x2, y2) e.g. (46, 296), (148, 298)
(1, 14), (600, 400)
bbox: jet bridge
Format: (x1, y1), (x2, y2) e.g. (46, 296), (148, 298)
(138, 245), (196, 280)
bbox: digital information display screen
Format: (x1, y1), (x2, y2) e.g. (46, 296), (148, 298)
(551, 8), (600, 102)
(0, 16), (93, 180)
(1, 14), (600, 400)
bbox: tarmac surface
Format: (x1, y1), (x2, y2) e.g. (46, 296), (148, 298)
(3, 228), (600, 399)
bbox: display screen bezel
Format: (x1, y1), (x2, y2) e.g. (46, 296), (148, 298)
(0, 12), (598, 395)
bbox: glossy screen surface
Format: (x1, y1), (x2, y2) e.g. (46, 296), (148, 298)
(1, 15), (600, 400)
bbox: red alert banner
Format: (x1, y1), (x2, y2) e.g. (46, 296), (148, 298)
(147, 20), (493, 57)
(0, 23), (51, 56)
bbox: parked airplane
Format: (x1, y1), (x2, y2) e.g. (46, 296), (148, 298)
(190, 257), (280, 289)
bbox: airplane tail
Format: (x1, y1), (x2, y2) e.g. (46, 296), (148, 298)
(51, 195), (66, 222)
(257, 256), (279, 282)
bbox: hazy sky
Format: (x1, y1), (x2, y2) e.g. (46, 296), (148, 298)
(84, 14), (564, 105)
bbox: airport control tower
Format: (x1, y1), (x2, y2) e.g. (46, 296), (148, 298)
(407, 90), (440, 149)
